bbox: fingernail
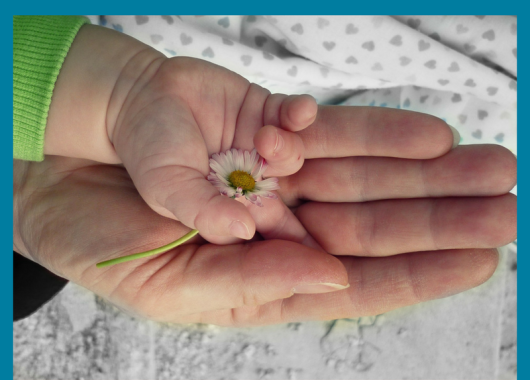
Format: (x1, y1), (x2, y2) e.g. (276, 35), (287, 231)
(274, 130), (284, 154)
(292, 282), (350, 294)
(448, 125), (460, 148)
(229, 220), (251, 239)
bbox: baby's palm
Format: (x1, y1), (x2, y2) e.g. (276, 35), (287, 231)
(111, 57), (316, 245)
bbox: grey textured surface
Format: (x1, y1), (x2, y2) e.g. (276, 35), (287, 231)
(14, 247), (516, 380)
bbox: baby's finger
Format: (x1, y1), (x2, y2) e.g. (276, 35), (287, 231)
(253, 125), (305, 177)
(245, 194), (324, 251)
(263, 94), (318, 132)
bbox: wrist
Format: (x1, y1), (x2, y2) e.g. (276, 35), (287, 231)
(44, 24), (165, 163)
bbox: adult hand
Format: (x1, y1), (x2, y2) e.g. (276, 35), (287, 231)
(14, 106), (516, 325)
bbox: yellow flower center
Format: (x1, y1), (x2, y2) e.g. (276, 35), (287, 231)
(228, 170), (255, 191)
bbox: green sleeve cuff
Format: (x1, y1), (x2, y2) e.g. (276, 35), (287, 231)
(13, 15), (90, 161)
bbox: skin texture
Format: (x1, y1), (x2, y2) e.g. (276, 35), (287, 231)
(16, 23), (517, 326)
(43, 25), (459, 245)
(13, 143), (516, 326)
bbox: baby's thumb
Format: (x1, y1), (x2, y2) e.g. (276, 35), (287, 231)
(135, 164), (256, 244)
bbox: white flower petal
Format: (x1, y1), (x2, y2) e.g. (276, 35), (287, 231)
(255, 177), (280, 191)
(209, 158), (228, 177)
(215, 172), (231, 186)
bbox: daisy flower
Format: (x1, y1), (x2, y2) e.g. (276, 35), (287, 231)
(207, 148), (280, 207)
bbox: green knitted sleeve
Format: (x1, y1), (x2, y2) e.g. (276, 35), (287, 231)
(13, 16), (90, 161)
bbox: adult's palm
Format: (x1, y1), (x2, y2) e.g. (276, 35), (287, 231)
(14, 103), (516, 325)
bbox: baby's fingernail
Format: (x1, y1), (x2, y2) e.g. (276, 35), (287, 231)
(274, 130), (284, 154)
(229, 220), (251, 239)
(448, 125), (460, 148)
(292, 282), (350, 294)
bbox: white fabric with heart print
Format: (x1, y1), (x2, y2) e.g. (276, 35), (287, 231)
(86, 15), (517, 163)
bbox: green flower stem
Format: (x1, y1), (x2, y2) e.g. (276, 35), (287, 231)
(96, 229), (199, 268)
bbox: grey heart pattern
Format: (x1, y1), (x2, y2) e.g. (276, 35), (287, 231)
(418, 40), (430, 51)
(424, 60), (436, 69)
(509, 80), (517, 91)
(464, 43), (476, 53)
(362, 41), (375, 51)
(407, 18), (421, 29)
(475, 15), (486, 19)
(452, 94), (462, 103)
(456, 24), (469, 34)
(161, 16), (174, 24)
(448, 62), (460, 72)
(478, 110), (488, 120)
(403, 98), (411, 107)
(400, 56), (411, 66)
(317, 17), (330, 29)
(472, 129), (482, 139)
(247, 16), (257, 23)
(320, 67), (329, 77)
(420, 95), (429, 103)
(433, 96), (442, 105)
(222, 37), (234, 46)
(255, 36), (267, 47)
(241, 55), (252, 66)
(287, 66), (298, 77)
(135, 15), (149, 25)
(263, 51), (274, 60)
(438, 79), (449, 86)
(511, 23), (517, 35)
(180, 33), (193, 45)
(464, 79), (476, 87)
(345, 23), (359, 34)
(429, 32), (441, 41)
(487, 87), (498, 96)
(345, 56), (358, 64)
(372, 63), (383, 71)
(458, 114), (467, 124)
(218, 17), (230, 28)
(482, 30), (495, 41)
(150, 34), (163, 44)
(513, 48), (517, 58)
(202, 47), (214, 58)
(323, 41), (336, 51)
(495, 133), (505, 143)
(390, 35), (402, 46)
(291, 23), (304, 34)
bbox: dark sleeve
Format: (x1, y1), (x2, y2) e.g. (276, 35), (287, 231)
(13, 252), (69, 321)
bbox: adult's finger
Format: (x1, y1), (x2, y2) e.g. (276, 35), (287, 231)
(177, 248), (498, 326)
(279, 144), (517, 206)
(99, 240), (349, 322)
(298, 106), (460, 159)
(295, 195), (517, 256)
